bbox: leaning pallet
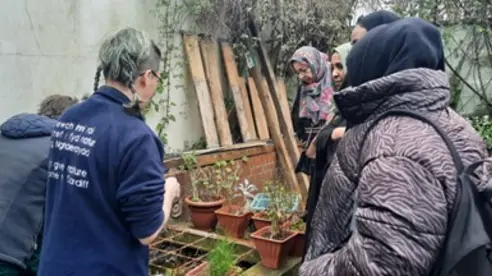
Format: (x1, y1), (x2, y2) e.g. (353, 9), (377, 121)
(238, 77), (258, 140)
(221, 42), (256, 142)
(183, 34), (220, 149)
(241, 38), (300, 196)
(246, 77), (270, 140)
(276, 79), (294, 135)
(199, 38), (233, 147)
(248, 17), (309, 200)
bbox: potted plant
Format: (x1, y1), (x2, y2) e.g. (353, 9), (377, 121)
(215, 165), (257, 238)
(185, 240), (241, 276)
(182, 152), (226, 231)
(250, 181), (297, 269)
(283, 211), (306, 257)
(252, 210), (271, 230)
(251, 181), (299, 231)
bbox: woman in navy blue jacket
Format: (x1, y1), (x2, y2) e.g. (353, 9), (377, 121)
(38, 28), (180, 276)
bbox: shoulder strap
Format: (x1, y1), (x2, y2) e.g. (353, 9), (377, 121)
(359, 109), (465, 174)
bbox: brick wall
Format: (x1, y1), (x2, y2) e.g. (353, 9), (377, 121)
(164, 145), (279, 220)
(239, 150), (277, 188)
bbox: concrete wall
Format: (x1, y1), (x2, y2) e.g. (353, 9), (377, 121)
(0, 0), (203, 153)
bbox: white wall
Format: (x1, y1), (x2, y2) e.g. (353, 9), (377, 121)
(0, 0), (203, 153)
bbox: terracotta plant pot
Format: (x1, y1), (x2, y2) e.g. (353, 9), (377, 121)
(290, 231), (306, 257)
(185, 196), (226, 231)
(252, 213), (271, 230)
(215, 205), (252, 239)
(185, 261), (208, 276)
(250, 226), (297, 269)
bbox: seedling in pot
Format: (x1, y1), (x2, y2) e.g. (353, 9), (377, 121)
(214, 165), (254, 238)
(233, 179), (258, 215)
(250, 178), (298, 268)
(181, 152), (227, 231)
(207, 240), (242, 275)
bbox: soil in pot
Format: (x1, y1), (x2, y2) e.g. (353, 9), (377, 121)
(252, 212), (271, 230)
(215, 205), (252, 239)
(236, 260), (256, 270)
(250, 226), (297, 269)
(151, 253), (189, 269)
(185, 196), (226, 231)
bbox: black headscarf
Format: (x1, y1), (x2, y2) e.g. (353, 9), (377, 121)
(347, 17), (445, 87)
(358, 10), (401, 31)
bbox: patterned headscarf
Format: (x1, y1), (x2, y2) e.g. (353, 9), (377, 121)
(290, 46), (336, 125)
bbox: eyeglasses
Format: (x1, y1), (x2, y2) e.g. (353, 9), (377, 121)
(139, 70), (163, 84)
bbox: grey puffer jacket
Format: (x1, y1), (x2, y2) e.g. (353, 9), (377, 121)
(300, 68), (487, 275)
(0, 113), (55, 269)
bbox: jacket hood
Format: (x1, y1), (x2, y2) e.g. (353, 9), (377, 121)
(1, 113), (57, 139)
(334, 68), (450, 126)
(347, 17), (445, 87)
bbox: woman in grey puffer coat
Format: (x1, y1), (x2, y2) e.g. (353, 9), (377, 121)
(300, 18), (487, 275)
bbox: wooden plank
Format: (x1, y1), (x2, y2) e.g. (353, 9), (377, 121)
(275, 78), (310, 200)
(221, 42), (253, 142)
(248, 77), (270, 140)
(183, 34), (220, 149)
(243, 257), (301, 275)
(163, 142), (273, 168)
(168, 223), (255, 249)
(247, 20), (309, 200)
(244, 51), (299, 195)
(276, 78), (294, 134)
(239, 77), (258, 139)
(199, 38), (233, 147)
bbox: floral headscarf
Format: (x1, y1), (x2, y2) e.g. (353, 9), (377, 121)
(290, 46), (336, 125)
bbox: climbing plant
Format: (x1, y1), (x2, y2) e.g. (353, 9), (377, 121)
(364, 0), (492, 115)
(150, 0), (356, 148)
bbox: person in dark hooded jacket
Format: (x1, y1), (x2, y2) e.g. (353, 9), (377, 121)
(351, 10), (401, 44)
(300, 17), (487, 275)
(0, 95), (78, 276)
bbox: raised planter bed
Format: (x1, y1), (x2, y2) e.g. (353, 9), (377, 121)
(149, 229), (258, 275)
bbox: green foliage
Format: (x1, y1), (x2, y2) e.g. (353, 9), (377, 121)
(262, 180), (298, 238)
(212, 159), (242, 202)
(470, 115), (492, 151)
(207, 240), (237, 276)
(180, 153), (247, 202)
(152, 0), (356, 148)
(386, 0), (492, 114)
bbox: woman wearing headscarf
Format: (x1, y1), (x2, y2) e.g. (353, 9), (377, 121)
(351, 10), (401, 44)
(331, 42), (351, 91)
(302, 42), (352, 253)
(300, 18), (487, 275)
(290, 46), (336, 175)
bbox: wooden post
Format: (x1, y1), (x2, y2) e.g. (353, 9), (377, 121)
(199, 38), (233, 147)
(247, 18), (309, 199)
(183, 34), (220, 149)
(241, 36), (300, 195)
(238, 77), (258, 139)
(221, 42), (254, 142)
(247, 77), (270, 140)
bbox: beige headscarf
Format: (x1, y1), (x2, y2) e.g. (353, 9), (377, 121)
(333, 42), (352, 73)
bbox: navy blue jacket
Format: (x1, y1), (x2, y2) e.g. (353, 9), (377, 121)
(38, 86), (167, 276)
(0, 113), (56, 269)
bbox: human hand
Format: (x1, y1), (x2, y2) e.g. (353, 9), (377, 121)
(331, 127), (346, 140)
(162, 177), (181, 227)
(306, 136), (317, 159)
